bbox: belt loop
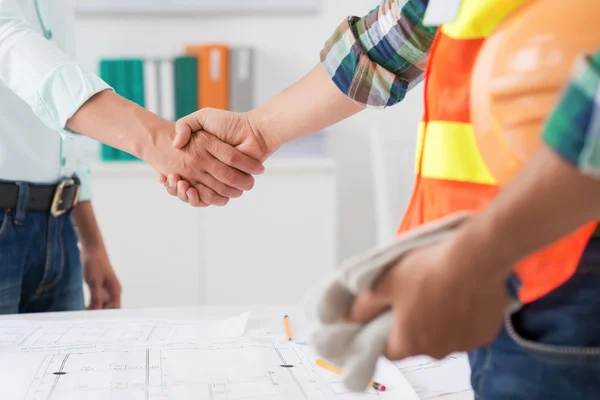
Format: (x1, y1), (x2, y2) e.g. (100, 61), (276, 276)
(14, 181), (30, 226)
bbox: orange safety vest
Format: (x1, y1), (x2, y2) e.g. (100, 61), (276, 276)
(397, 0), (598, 304)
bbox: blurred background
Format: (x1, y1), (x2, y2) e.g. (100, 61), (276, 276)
(73, 0), (423, 309)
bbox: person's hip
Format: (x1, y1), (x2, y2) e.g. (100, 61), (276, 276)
(0, 178), (83, 314)
(469, 237), (600, 399)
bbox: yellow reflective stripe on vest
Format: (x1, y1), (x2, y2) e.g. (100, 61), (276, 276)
(441, 0), (530, 39)
(416, 121), (497, 185)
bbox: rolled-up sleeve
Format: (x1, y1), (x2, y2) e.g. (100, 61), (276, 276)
(0, 0), (111, 137)
(320, 0), (436, 108)
(543, 50), (600, 179)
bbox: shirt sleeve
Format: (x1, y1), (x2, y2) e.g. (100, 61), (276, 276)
(543, 50), (600, 179)
(320, 0), (436, 108)
(0, 0), (112, 138)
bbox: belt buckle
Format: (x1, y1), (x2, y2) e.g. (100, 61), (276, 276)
(50, 179), (80, 217)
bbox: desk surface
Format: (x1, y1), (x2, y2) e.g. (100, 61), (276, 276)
(0, 305), (473, 400)
(0, 305), (297, 334)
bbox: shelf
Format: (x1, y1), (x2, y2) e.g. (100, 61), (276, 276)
(75, 0), (320, 15)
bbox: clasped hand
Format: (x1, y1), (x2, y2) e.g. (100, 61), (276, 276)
(155, 108), (269, 207)
(345, 230), (510, 361)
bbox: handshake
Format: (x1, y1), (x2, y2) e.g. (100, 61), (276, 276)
(148, 108), (277, 207)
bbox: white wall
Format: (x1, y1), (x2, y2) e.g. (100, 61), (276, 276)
(74, 0), (423, 261)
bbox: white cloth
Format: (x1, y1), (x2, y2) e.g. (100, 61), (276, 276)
(307, 212), (473, 392)
(0, 0), (111, 201)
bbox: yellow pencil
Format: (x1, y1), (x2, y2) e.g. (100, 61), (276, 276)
(284, 315), (293, 341)
(316, 359), (387, 392)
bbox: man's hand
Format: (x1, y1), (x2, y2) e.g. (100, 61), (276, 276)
(72, 202), (121, 310)
(81, 245), (122, 310)
(157, 109), (273, 206)
(67, 91), (265, 207)
(347, 231), (510, 360)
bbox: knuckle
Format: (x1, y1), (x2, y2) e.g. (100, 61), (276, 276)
(225, 170), (238, 186)
(192, 133), (209, 154)
(227, 151), (240, 165)
(202, 132), (216, 151)
(228, 188), (243, 199)
(220, 150), (234, 165)
(203, 192), (218, 205)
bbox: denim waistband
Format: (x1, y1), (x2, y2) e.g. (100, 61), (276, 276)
(580, 236), (600, 267)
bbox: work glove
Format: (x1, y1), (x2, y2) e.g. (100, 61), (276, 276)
(306, 212), (472, 391)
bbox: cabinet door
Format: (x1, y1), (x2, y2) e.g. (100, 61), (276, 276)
(91, 171), (201, 308)
(200, 171), (337, 305)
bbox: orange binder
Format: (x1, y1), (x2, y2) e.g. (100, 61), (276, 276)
(185, 44), (230, 110)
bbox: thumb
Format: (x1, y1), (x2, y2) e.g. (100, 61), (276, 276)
(174, 112), (204, 149)
(236, 141), (268, 162)
(88, 282), (104, 310)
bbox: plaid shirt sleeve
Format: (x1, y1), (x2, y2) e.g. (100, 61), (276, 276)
(543, 50), (600, 178)
(320, 0), (437, 109)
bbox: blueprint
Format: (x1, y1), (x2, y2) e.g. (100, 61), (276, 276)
(0, 313), (249, 351)
(394, 354), (472, 399)
(0, 338), (418, 400)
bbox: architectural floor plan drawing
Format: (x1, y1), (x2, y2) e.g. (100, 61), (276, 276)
(395, 354), (472, 399)
(0, 338), (418, 400)
(0, 314), (248, 350)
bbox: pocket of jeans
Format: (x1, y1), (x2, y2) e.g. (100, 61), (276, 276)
(504, 308), (600, 367)
(0, 209), (12, 241)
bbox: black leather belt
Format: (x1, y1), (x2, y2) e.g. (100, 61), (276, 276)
(0, 178), (81, 217)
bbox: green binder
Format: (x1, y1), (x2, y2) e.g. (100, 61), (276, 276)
(174, 56), (198, 119)
(99, 58), (146, 161)
(122, 59), (144, 161)
(99, 59), (121, 161)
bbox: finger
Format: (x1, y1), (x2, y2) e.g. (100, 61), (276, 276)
(345, 291), (391, 324)
(177, 180), (190, 203)
(194, 183), (229, 207)
(165, 174), (180, 197)
(384, 310), (412, 360)
(172, 172), (243, 199)
(105, 278), (122, 309)
(173, 118), (195, 149)
(205, 155), (255, 193)
(371, 265), (398, 298)
(203, 133), (264, 177)
(157, 174), (167, 184)
(87, 283), (104, 310)
(186, 187), (208, 208)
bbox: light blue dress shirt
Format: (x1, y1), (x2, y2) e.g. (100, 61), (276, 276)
(0, 0), (112, 201)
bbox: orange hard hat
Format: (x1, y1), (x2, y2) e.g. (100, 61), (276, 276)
(471, 0), (600, 186)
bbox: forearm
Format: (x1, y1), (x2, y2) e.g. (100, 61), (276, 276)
(456, 145), (600, 269)
(66, 90), (173, 162)
(247, 64), (363, 152)
(72, 201), (105, 249)
(246, 0), (435, 153)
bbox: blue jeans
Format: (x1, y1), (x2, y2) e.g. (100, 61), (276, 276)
(469, 237), (600, 399)
(0, 184), (84, 314)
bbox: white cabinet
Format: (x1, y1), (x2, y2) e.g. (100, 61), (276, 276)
(90, 159), (336, 308)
